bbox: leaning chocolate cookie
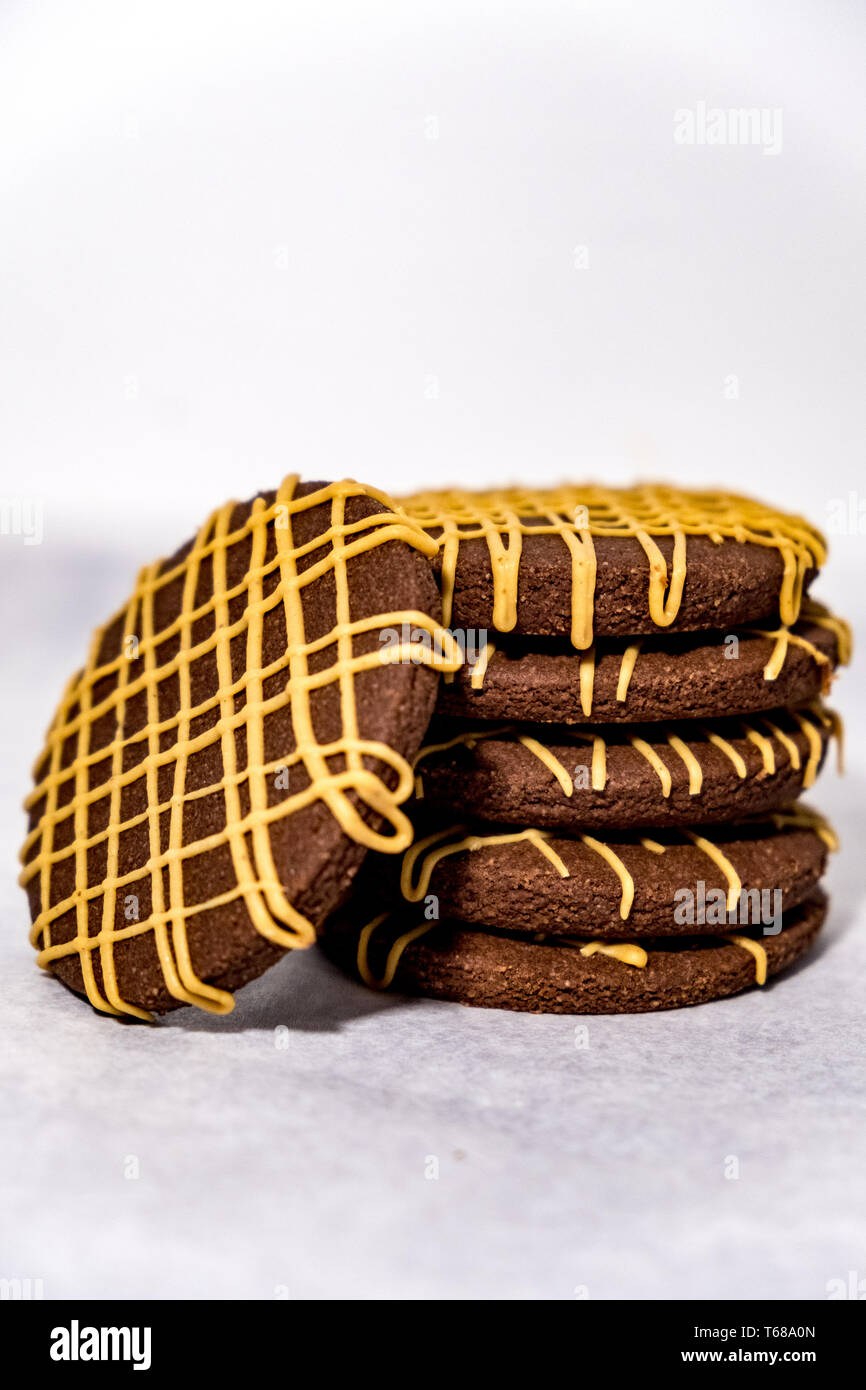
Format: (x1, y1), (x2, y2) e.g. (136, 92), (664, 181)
(19, 476), (459, 1018)
(319, 891), (828, 1014)
(413, 705), (838, 831)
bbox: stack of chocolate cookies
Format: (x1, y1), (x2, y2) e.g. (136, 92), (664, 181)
(321, 485), (849, 1014)
(20, 476), (849, 1022)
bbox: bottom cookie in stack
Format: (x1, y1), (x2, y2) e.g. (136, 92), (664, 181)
(319, 808), (836, 1014)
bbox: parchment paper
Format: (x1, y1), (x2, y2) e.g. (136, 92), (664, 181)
(2, 547), (864, 1300)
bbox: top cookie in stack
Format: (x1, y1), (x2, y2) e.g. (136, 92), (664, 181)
(320, 485), (849, 1014)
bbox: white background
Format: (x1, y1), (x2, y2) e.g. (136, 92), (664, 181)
(1, 0), (864, 1301)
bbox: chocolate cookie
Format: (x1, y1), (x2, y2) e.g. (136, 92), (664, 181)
(20, 476), (459, 1018)
(414, 705), (838, 831)
(398, 485), (825, 647)
(437, 606), (849, 725)
(381, 805), (835, 938)
(320, 890), (828, 1014)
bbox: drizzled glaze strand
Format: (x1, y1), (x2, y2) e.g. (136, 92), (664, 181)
(769, 803), (839, 851)
(722, 935), (768, 985)
(799, 606), (851, 664)
(400, 826), (570, 901)
(356, 915), (437, 989)
(807, 700), (845, 774)
(470, 641), (496, 689)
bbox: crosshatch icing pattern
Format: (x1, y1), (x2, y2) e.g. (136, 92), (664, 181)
(20, 476), (460, 1019)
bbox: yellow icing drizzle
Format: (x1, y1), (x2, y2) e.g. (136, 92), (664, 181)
(518, 736), (574, 795)
(470, 640), (496, 689)
(744, 725), (776, 775)
(757, 626), (830, 681)
(591, 736), (606, 792)
(580, 835), (634, 918)
(640, 837), (667, 853)
(754, 600), (850, 680)
(703, 729), (748, 778)
(20, 476), (462, 1018)
(579, 646), (596, 717)
(761, 719), (801, 771)
(685, 832), (742, 913)
(667, 734), (703, 794)
(616, 642), (642, 702)
(357, 914), (436, 989)
(722, 934), (768, 985)
(807, 701), (845, 774)
(800, 600), (852, 664)
(400, 826), (570, 902)
(792, 710), (823, 787)
(580, 940), (648, 968)
(769, 804), (839, 852)
(631, 737), (673, 796)
(414, 724), (505, 770)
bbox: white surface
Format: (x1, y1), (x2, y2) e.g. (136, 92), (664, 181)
(1, 1), (865, 1300)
